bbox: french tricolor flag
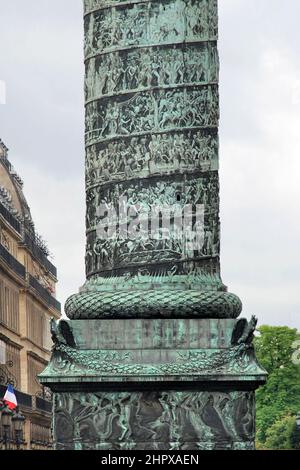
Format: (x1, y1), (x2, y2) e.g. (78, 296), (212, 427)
(3, 384), (17, 410)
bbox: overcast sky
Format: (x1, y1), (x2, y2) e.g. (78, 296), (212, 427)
(0, 0), (299, 330)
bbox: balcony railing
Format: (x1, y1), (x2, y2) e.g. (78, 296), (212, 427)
(0, 244), (26, 278)
(0, 385), (32, 408)
(36, 397), (52, 414)
(24, 232), (57, 278)
(28, 275), (61, 312)
(0, 202), (21, 234)
(0, 205), (57, 278)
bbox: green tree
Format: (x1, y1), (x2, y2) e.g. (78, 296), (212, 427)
(264, 414), (295, 450)
(254, 326), (300, 447)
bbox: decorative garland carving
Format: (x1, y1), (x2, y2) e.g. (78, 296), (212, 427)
(45, 341), (262, 377)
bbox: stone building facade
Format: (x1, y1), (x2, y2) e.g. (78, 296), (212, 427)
(0, 139), (61, 450)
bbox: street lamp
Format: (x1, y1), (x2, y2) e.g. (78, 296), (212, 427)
(1, 404), (12, 450)
(12, 407), (25, 450)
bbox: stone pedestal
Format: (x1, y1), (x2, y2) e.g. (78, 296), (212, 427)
(40, 317), (266, 450)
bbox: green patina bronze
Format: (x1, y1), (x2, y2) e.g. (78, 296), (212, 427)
(64, 0), (240, 320)
(40, 316), (266, 449)
(41, 317), (266, 380)
(40, 0), (267, 450)
(54, 390), (256, 450)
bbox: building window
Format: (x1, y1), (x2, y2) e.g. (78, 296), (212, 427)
(0, 339), (6, 364)
(30, 422), (52, 449)
(0, 278), (20, 333)
(26, 298), (51, 351)
(1, 230), (11, 252)
(0, 342), (21, 389)
(27, 355), (46, 396)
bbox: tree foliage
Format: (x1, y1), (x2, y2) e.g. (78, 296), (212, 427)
(254, 325), (300, 448)
(264, 414), (295, 450)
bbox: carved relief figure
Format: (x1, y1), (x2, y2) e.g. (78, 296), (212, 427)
(54, 391), (255, 449)
(85, 0), (218, 58)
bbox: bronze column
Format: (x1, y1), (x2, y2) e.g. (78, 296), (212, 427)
(65, 0), (242, 321)
(40, 0), (267, 450)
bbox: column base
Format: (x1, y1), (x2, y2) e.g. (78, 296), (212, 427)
(40, 317), (267, 450)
